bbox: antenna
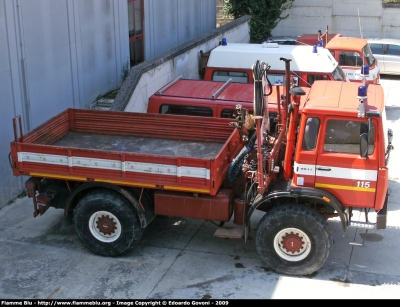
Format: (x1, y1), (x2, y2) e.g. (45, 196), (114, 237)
(358, 8), (363, 38)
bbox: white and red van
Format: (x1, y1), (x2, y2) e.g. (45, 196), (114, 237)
(203, 42), (347, 87)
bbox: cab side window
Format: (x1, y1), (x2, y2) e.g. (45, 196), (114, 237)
(302, 117), (320, 150)
(307, 75), (329, 86)
(221, 109), (235, 118)
(212, 71), (249, 83)
(338, 51), (363, 67)
(324, 120), (374, 154)
(160, 104), (213, 117)
(221, 108), (254, 118)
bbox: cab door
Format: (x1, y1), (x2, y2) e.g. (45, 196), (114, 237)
(293, 115), (321, 188)
(315, 117), (378, 208)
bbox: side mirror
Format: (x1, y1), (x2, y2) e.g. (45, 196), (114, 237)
(360, 133), (369, 158)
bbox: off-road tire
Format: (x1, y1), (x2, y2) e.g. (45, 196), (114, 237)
(256, 204), (333, 276)
(74, 190), (143, 256)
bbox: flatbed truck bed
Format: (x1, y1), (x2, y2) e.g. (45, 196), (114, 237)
(11, 108), (243, 196)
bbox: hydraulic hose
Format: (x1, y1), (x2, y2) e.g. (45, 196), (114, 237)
(226, 131), (257, 183)
(226, 145), (252, 183)
(226, 61), (272, 183)
(252, 60), (272, 117)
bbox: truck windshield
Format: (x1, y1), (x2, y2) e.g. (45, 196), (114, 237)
(338, 51), (364, 67)
(363, 44), (376, 67)
(332, 65), (346, 81)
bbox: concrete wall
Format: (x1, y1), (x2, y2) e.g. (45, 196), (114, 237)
(271, 0), (400, 39)
(1, 0), (130, 207)
(111, 15), (251, 113)
(144, 0), (217, 59)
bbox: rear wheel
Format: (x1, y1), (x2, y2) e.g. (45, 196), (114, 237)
(256, 204), (333, 276)
(74, 190), (143, 256)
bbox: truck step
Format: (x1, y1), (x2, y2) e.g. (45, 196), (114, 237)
(214, 227), (244, 239)
(348, 221), (376, 229)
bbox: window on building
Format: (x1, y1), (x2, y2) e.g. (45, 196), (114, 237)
(128, 0), (144, 66)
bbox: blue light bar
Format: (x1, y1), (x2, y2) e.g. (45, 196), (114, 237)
(361, 65), (369, 76)
(357, 85), (367, 99)
(312, 45), (317, 53)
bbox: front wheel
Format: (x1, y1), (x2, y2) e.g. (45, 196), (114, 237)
(74, 190), (143, 256)
(256, 204), (333, 276)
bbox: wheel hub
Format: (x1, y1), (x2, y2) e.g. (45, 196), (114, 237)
(88, 210), (122, 243)
(273, 227), (312, 262)
(281, 232), (305, 254)
(96, 214), (117, 236)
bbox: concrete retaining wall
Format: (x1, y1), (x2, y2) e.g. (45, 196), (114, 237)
(111, 15), (251, 112)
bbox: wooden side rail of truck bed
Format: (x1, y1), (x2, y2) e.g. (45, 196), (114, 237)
(10, 108), (244, 195)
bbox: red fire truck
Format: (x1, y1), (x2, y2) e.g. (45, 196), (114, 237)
(297, 27), (380, 84)
(9, 60), (392, 276)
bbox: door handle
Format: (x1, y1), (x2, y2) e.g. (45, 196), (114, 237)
(317, 167), (331, 171)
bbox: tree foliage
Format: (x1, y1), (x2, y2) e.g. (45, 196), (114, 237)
(222, 0), (294, 43)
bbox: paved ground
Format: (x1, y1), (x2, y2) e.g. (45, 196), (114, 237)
(1, 75), (400, 300)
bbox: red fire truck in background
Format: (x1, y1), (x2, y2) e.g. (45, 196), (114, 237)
(297, 26), (380, 84)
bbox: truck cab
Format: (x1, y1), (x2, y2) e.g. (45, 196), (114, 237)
(297, 33), (380, 84)
(293, 80), (389, 212)
(202, 42), (347, 87)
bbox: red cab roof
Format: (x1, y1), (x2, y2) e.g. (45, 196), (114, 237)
(303, 80), (384, 117)
(153, 79), (310, 113)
